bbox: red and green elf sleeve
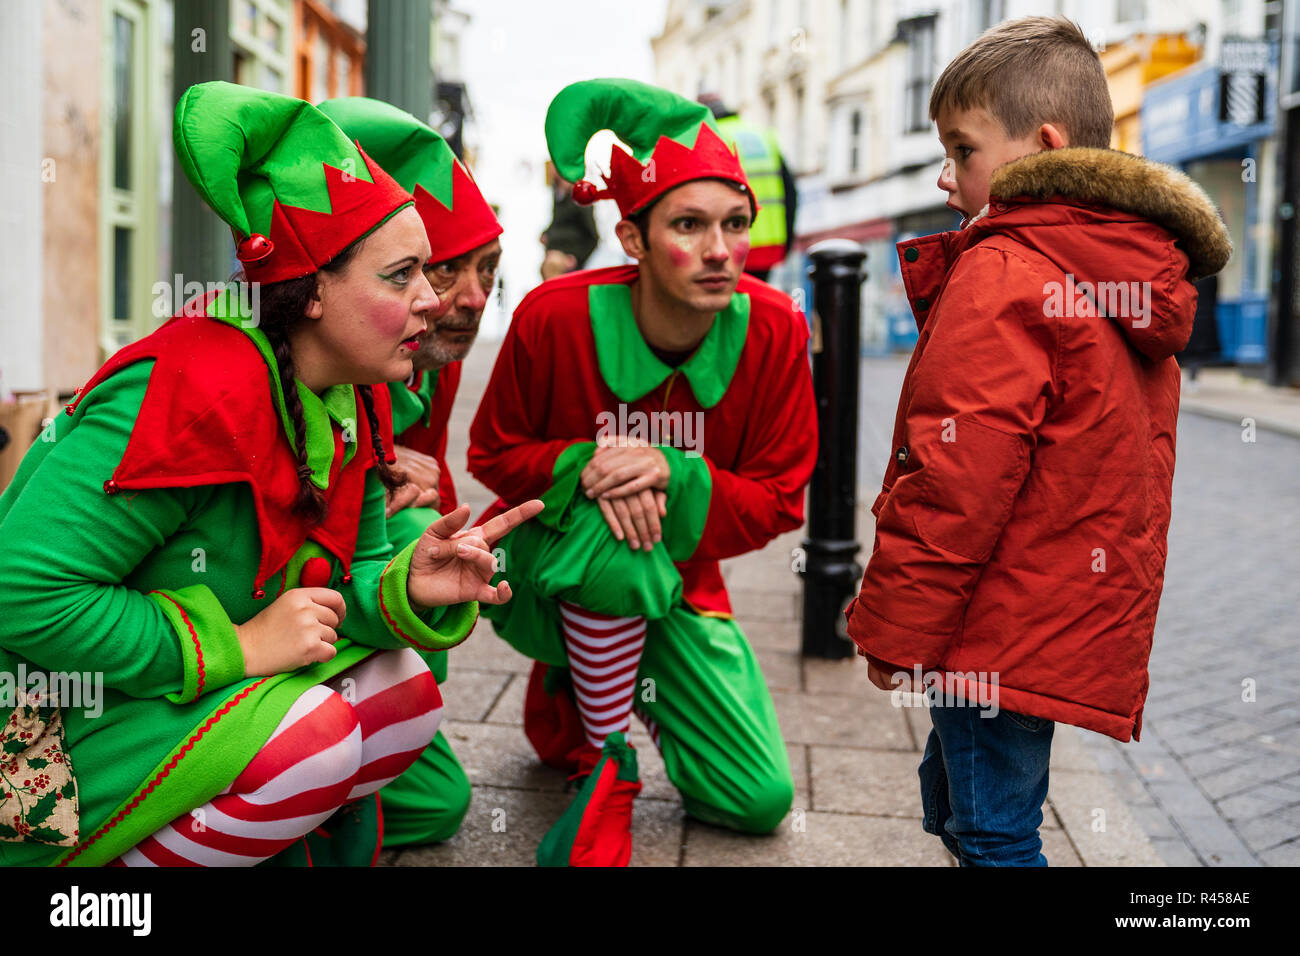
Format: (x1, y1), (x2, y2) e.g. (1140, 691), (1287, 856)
(468, 308), (589, 504)
(0, 361), (245, 705)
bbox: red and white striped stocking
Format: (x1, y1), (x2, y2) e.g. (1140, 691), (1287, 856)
(325, 646), (443, 801)
(558, 600), (646, 750)
(110, 649), (441, 866)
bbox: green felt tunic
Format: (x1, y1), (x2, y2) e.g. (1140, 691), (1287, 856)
(0, 343), (475, 866)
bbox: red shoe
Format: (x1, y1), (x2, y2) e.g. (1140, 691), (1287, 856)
(536, 733), (641, 867)
(523, 662), (586, 772)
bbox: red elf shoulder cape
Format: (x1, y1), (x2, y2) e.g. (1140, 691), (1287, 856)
(65, 297), (396, 598)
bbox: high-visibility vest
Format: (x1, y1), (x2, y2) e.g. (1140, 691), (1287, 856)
(717, 115), (787, 267)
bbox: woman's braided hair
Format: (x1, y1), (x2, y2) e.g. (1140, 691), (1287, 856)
(239, 234), (407, 525)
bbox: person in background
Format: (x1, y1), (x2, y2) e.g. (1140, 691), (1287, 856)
(699, 94), (798, 282)
(540, 161), (599, 280)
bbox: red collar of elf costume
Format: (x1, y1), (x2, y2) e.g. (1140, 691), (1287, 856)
(65, 291), (396, 599)
(544, 78), (756, 219)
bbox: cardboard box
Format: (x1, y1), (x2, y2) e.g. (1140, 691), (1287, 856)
(0, 393), (60, 493)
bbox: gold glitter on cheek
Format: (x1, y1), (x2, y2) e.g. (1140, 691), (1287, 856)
(667, 237), (693, 267)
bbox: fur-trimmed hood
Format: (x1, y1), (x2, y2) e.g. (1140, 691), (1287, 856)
(925, 147), (1236, 360)
(989, 147), (1232, 282)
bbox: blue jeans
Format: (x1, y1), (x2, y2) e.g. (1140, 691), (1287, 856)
(919, 703), (1054, 866)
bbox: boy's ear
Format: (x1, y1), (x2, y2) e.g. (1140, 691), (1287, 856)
(615, 219), (647, 261)
(1039, 123), (1069, 150)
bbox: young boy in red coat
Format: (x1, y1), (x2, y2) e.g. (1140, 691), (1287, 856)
(847, 16), (1230, 865)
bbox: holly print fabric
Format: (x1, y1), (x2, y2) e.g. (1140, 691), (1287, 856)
(1, 706), (79, 846)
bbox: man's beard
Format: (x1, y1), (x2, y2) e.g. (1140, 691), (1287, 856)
(412, 316), (479, 370)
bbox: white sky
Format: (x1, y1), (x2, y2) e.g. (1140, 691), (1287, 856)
(461, 0), (669, 338)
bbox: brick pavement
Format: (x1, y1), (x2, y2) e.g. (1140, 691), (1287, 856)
(1077, 407), (1300, 866)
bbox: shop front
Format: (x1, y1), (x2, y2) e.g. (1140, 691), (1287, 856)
(1141, 40), (1277, 365)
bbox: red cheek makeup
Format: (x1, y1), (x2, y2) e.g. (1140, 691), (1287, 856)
(667, 245), (693, 268)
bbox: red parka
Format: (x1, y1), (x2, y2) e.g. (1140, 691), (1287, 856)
(847, 148), (1232, 742)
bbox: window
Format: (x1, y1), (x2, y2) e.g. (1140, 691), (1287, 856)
(975, 0), (1004, 34)
(296, 0), (365, 102)
(792, 82), (805, 171)
(231, 0), (290, 93)
(1116, 0), (1147, 23)
(839, 0), (850, 71)
(849, 108), (861, 173)
(112, 13), (134, 191)
(101, 0), (160, 352)
(902, 15), (936, 134)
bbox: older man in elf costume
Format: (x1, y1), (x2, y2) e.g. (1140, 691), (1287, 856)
(317, 96), (503, 847)
(468, 79), (818, 866)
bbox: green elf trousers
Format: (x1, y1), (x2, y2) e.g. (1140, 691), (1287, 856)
(482, 476), (793, 834)
(375, 505), (472, 846)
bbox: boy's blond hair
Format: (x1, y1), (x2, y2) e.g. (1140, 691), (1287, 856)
(929, 16), (1114, 149)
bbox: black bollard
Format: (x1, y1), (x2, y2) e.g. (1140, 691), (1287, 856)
(799, 239), (866, 659)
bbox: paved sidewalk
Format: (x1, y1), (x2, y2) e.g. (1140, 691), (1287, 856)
(378, 342), (1164, 867)
(1179, 367), (1300, 438)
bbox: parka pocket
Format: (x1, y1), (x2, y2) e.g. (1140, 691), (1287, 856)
(911, 417), (1029, 563)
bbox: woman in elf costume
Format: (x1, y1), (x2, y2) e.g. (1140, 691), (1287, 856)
(0, 82), (538, 867)
(316, 95), (504, 848)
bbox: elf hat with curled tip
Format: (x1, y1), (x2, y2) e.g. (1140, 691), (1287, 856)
(545, 77), (757, 220)
(173, 81), (413, 285)
(318, 96), (503, 265)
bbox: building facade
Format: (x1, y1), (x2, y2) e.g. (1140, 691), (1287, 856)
(653, 0), (1284, 365)
(0, 0), (464, 404)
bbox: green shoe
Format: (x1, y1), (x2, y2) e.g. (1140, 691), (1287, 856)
(536, 733), (642, 867)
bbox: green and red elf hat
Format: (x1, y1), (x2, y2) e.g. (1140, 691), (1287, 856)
(173, 81), (413, 284)
(544, 77), (757, 219)
(317, 96), (503, 264)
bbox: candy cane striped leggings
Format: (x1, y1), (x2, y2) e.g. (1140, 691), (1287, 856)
(109, 648), (441, 866)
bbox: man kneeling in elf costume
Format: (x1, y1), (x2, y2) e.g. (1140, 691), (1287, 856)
(468, 79), (818, 866)
(317, 96), (504, 848)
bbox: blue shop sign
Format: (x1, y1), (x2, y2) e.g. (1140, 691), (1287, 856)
(1141, 45), (1276, 163)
